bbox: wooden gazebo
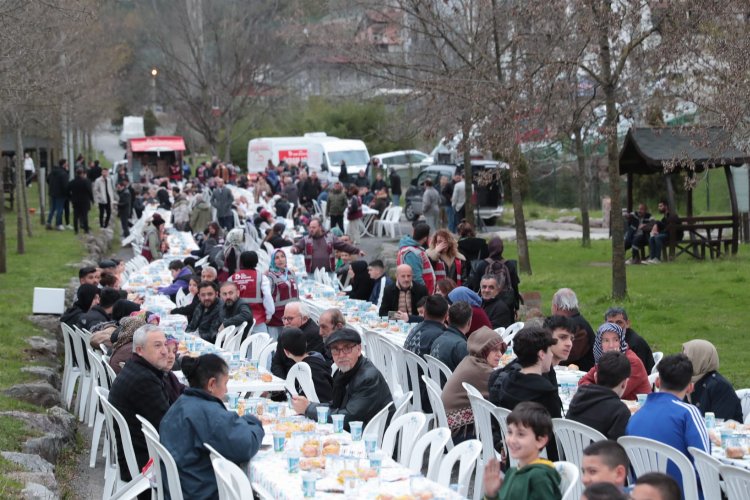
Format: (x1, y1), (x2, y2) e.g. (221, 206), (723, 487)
(619, 126), (749, 259)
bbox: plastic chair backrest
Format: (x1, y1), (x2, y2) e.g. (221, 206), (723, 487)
(97, 387), (140, 482)
(393, 391), (413, 422)
(257, 341), (277, 372)
(617, 436), (699, 500)
(554, 461), (581, 500)
(422, 376), (452, 449)
(492, 405), (514, 467)
(363, 402), (394, 448)
(503, 322), (525, 339)
(215, 326), (237, 349)
(136, 415), (183, 500)
(211, 456), (251, 500)
(467, 393), (499, 461)
(551, 418), (606, 500)
(687, 446), (723, 500)
(720, 464), (750, 500)
(494, 327), (506, 337)
(175, 288), (188, 307)
(104, 362), (118, 386)
(285, 362), (319, 403)
(436, 439), (482, 497)
(407, 428), (452, 481)
(239, 332), (270, 362)
(381, 412), (428, 466)
(424, 354), (452, 388)
(651, 351), (664, 374)
(402, 349), (429, 412)
(736, 388), (750, 423)
(462, 382), (483, 400)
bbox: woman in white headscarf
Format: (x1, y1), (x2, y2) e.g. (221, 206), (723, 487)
(217, 228), (244, 282)
(683, 339), (743, 422)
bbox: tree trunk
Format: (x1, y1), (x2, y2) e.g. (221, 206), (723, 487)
(461, 121), (475, 227)
(72, 127), (79, 165)
(574, 127), (591, 247)
(223, 116), (233, 163)
(510, 147), (532, 274)
(0, 122), (7, 273)
(15, 149), (26, 255)
(16, 128), (32, 238)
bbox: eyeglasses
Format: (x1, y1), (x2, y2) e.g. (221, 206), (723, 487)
(330, 345), (358, 355)
(282, 315), (299, 322)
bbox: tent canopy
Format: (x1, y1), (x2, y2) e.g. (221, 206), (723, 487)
(129, 136), (186, 153)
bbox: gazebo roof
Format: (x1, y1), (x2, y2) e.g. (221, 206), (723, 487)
(619, 127), (750, 175)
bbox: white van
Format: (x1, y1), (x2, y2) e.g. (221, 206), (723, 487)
(247, 133), (369, 180)
(119, 116), (145, 148)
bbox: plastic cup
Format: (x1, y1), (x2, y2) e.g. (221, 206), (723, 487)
(226, 393), (239, 409)
(364, 433), (378, 454)
(268, 403), (280, 418)
(636, 393), (648, 406)
(316, 406), (330, 425)
(302, 472), (317, 497)
(273, 432), (286, 452)
(287, 450), (301, 473)
(368, 451), (384, 473)
(349, 421), (363, 441)
(331, 414), (345, 433)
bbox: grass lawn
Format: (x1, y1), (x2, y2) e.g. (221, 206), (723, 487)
(0, 183), (86, 495)
(501, 238), (750, 388)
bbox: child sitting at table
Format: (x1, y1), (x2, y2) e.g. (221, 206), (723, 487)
(580, 440), (629, 491)
(482, 402), (562, 500)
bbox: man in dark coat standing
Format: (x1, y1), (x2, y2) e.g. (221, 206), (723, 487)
(46, 159), (70, 230)
(116, 179), (132, 239)
(68, 167), (94, 234)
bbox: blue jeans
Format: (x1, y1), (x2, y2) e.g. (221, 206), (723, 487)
(649, 233), (668, 260)
(392, 194), (400, 206)
(47, 197), (65, 226)
(446, 205), (457, 233)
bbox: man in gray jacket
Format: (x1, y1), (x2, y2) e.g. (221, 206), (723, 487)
(451, 172), (466, 221)
(211, 178), (235, 230)
(422, 178), (440, 230)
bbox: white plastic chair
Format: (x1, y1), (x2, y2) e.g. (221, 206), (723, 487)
(551, 418), (606, 499)
(373, 206), (392, 237)
(175, 288), (190, 307)
(688, 446), (723, 500)
(285, 362), (319, 403)
(381, 412), (428, 466)
(239, 332), (270, 362)
(424, 354), (452, 388)
(407, 427), (452, 481)
(494, 327), (506, 337)
(88, 349), (112, 468)
(422, 376), (453, 451)
(257, 341), (276, 372)
(363, 402), (394, 448)
(435, 439), (482, 497)
(651, 351), (664, 374)
(71, 326), (94, 422)
(720, 464), (750, 500)
(214, 326), (237, 349)
(554, 461), (581, 500)
(60, 323), (82, 410)
(462, 382), (483, 400)
(648, 372), (659, 390)
(467, 391), (502, 500)
(392, 391), (413, 422)
(618, 436), (700, 500)
(503, 321), (525, 339)
(402, 348), (430, 413)
(736, 388), (750, 423)
(137, 415), (184, 500)
(211, 456), (253, 500)
(377, 206), (403, 238)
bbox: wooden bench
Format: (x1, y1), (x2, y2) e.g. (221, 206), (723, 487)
(666, 216), (737, 260)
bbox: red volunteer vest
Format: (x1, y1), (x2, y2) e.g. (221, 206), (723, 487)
(304, 234), (336, 273)
(231, 269), (266, 325)
(397, 245), (436, 294)
(266, 271), (299, 326)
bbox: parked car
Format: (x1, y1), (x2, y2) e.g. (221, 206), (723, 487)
(404, 161), (508, 225)
(372, 150), (433, 186)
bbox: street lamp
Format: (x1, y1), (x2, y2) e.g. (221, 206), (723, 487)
(150, 68), (158, 110)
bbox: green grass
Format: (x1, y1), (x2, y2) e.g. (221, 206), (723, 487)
(0, 183), (86, 495)
(501, 239), (750, 387)
(504, 202), (604, 224)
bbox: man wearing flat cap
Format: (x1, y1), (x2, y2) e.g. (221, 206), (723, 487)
(291, 328), (393, 430)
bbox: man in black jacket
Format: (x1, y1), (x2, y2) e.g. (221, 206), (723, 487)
(291, 328), (393, 430)
(79, 287), (119, 331)
(46, 159), (69, 230)
(279, 327), (334, 403)
(108, 325), (172, 480)
(566, 351), (632, 440)
(187, 281), (222, 342)
(378, 264), (428, 322)
(404, 295), (448, 357)
(218, 281), (253, 335)
(68, 167), (94, 234)
(551, 288), (596, 372)
(604, 307), (655, 374)
(429, 301), (472, 372)
(389, 168), (401, 206)
(480, 275), (514, 329)
(116, 179), (132, 238)
(271, 302), (326, 378)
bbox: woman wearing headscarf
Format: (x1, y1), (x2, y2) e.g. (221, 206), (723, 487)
(189, 190), (212, 234)
(142, 213), (167, 262)
(347, 260), (375, 301)
(265, 249), (299, 339)
(682, 339), (743, 421)
(164, 335), (186, 404)
(218, 228), (244, 282)
(447, 286), (493, 334)
(345, 185), (365, 244)
(427, 229), (467, 286)
(578, 322), (651, 401)
(441, 327), (506, 441)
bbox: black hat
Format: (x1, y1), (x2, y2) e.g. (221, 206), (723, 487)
(99, 259), (116, 269)
(325, 327), (362, 347)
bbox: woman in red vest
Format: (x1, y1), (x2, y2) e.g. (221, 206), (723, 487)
(427, 229), (467, 286)
(230, 251), (275, 335)
(265, 249), (299, 340)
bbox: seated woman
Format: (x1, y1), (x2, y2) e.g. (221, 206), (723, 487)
(578, 323), (651, 401)
(265, 249), (299, 339)
(160, 354), (265, 500)
(683, 339), (743, 422)
(347, 260), (375, 301)
(447, 286), (493, 334)
(435, 278), (457, 297)
(164, 335), (186, 404)
(456, 220), (489, 263)
(170, 275), (201, 323)
(441, 327), (505, 441)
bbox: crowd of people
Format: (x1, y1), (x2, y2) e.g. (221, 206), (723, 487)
(56, 155), (743, 500)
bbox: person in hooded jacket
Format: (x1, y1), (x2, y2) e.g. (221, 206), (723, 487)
(447, 286), (492, 334)
(160, 354), (264, 500)
(430, 301), (473, 372)
(442, 327), (506, 441)
(79, 287), (120, 331)
(489, 326), (561, 460)
(467, 237), (521, 311)
(279, 327), (334, 403)
(189, 191), (213, 234)
(61, 284), (100, 328)
(682, 339), (743, 422)
(156, 260), (192, 302)
(346, 260), (375, 301)
(566, 351), (633, 440)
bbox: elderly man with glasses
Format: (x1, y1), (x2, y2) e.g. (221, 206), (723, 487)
(271, 301), (326, 379)
(291, 328), (393, 430)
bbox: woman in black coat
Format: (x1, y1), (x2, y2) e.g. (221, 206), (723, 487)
(347, 260), (375, 301)
(683, 339), (743, 422)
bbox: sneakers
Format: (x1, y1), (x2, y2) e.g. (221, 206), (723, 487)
(45, 223), (52, 230)
(56, 225), (65, 231)
(66, 225), (74, 230)
(625, 258), (641, 265)
(643, 258), (661, 265)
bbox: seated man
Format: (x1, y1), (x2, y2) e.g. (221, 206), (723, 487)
(631, 473), (681, 500)
(318, 308), (346, 364)
(79, 265), (101, 286)
(279, 327), (333, 403)
(429, 301), (472, 371)
(581, 440), (629, 491)
(566, 351), (632, 440)
(367, 259), (393, 308)
(186, 281), (222, 343)
(108, 325), (172, 480)
(218, 281), (253, 335)
(79, 287), (120, 331)
(291, 328), (393, 429)
(626, 354), (710, 495)
(645, 199), (683, 264)
(624, 202), (652, 264)
(200, 265), (218, 284)
(271, 302), (326, 379)
(551, 288), (596, 372)
(488, 326), (561, 460)
(61, 284), (100, 328)
(404, 295), (448, 357)
(605, 307), (655, 374)
(378, 264), (428, 322)
(480, 274), (514, 329)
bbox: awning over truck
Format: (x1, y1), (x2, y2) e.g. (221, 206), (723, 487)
(129, 136), (186, 153)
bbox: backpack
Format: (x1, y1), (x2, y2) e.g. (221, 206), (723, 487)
(209, 244), (225, 269)
(483, 258), (517, 311)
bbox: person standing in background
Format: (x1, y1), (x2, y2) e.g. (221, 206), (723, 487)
(389, 168), (402, 206)
(23, 153), (35, 187)
(68, 167), (94, 235)
(93, 168), (117, 228)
